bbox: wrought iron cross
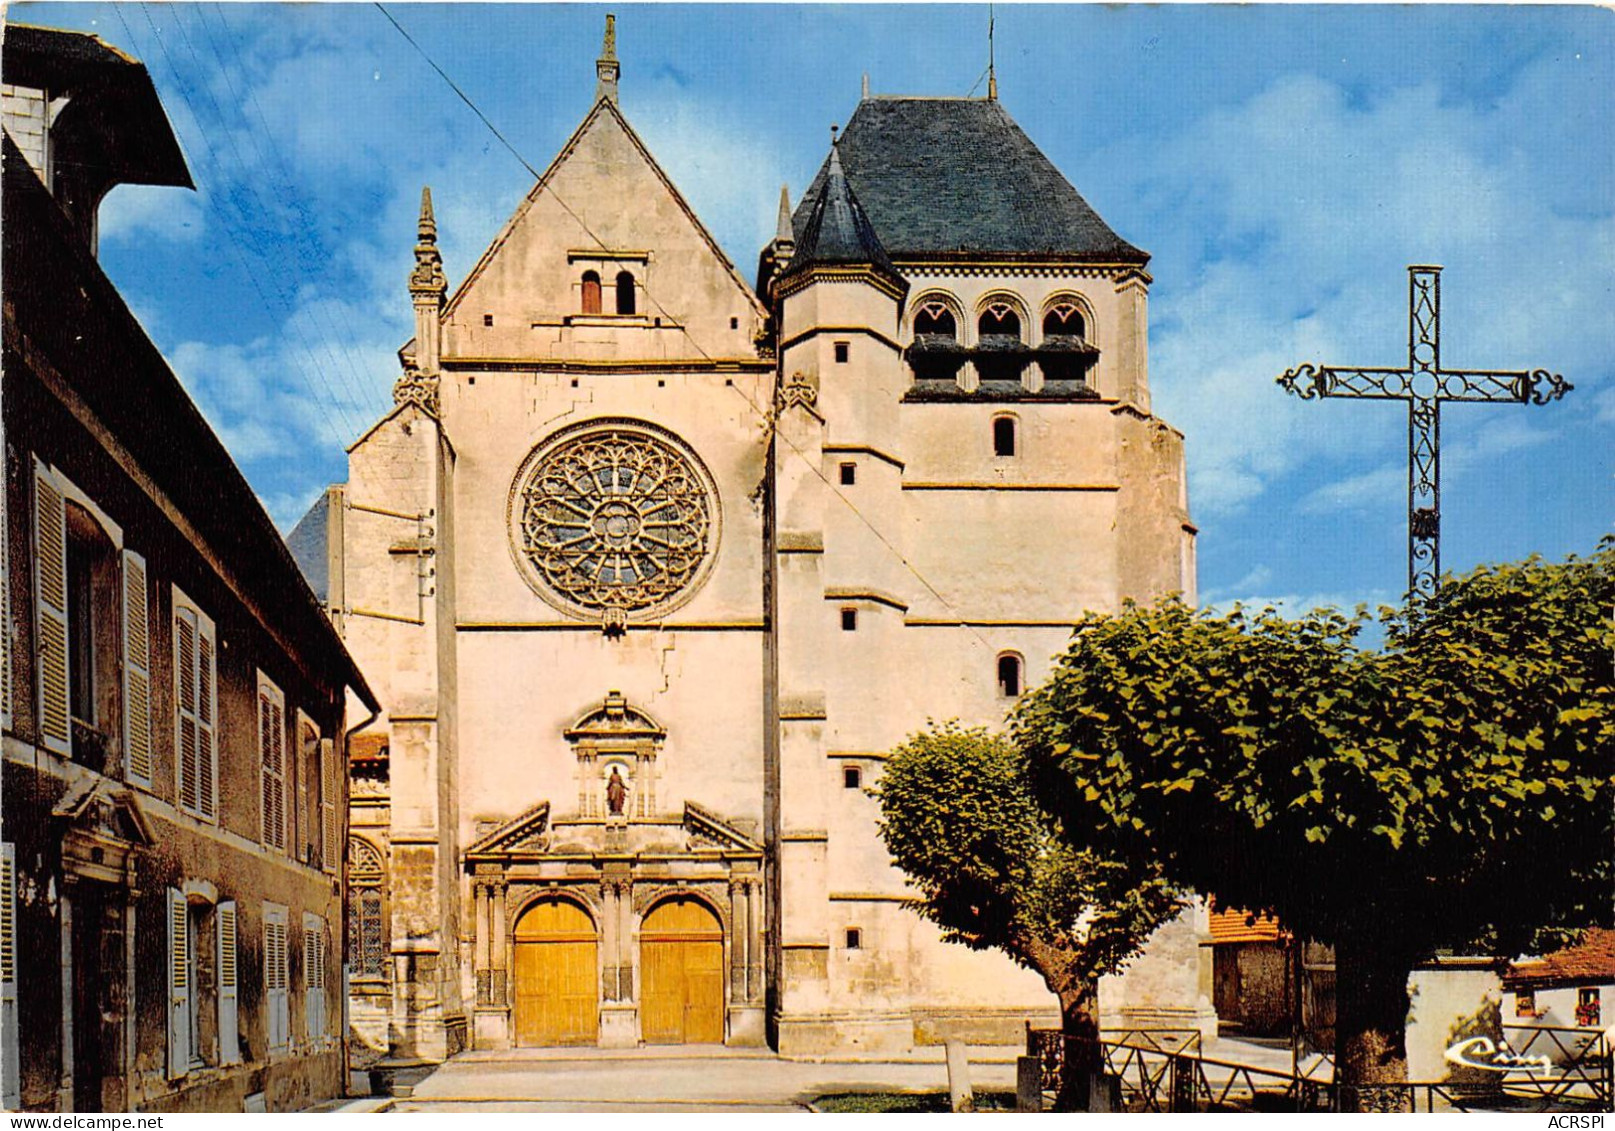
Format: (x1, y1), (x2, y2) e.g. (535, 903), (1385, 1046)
(1278, 266), (1571, 600)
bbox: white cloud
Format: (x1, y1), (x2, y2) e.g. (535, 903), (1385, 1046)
(99, 183), (205, 245)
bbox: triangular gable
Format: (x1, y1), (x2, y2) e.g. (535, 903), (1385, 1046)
(53, 776), (156, 848)
(465, 799), (552, 859)
(684, 801), (762, 855)
(434, 97), (767, 362)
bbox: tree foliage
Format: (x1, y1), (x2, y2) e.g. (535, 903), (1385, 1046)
(876, 721), (1182, 995)
(1014, 543), (1614, 1097)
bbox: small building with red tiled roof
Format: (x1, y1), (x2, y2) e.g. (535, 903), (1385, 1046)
(1503, 928), (1615, 1029)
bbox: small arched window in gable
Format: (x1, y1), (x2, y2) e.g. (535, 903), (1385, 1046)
(913, 301), (958, 340)
(978, 303), (1022, 341)
(581, 271), (602, 315)
(1043, 303), (1087, 341)
(616, 270), (636, 315)
(992, 416), (1018, 458)
(997, 653), (1023, 698)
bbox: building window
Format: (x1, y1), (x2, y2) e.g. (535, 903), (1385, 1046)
(616, 270), (636, 315)
(845, 928), (862, 950)
(839, 462), (856, 486)
(258, 677), (287, 851)
(978, 304), (1022, 341)
(303, 914), (327, 1043)
(841, 608), (858, 632)
(997, 653), (1023, 698)
(1515, 990), (1536, 1018)
(993, 416), (1018, 458)
(913, 301), (958, 340)
(348, 838), (389, 979)
(483, 313), (494, 327)
(1577, 987), (1601, 1027)
(263, 903), (289, 1052)
(581, 271), (602, 314)
(174, 592), (218, 822)
(64, 503), (117, 769)
(730, 316), (739, 329)
(834, 341), (850, 363)
(843, 766), (862, 790)
(1043, 304), (1086, 340)
(168, 890), (226, 1077)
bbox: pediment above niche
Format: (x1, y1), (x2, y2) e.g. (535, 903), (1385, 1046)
(565, 690), (665, 741)
(54, 775), (154, 883)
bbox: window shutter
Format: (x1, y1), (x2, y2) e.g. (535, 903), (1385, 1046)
(217, 901), (239, 1065)
(121, 551), (152, 785)
(2, 844), (19, 1108)
(33, 466), (70, 756)
(2, 460), (12, 734)
(321, 739), (337, 874)
(175, 610), (199, 813)
(304, 921), (318, 1043)
(197, 624), (217, 821)
(167, 888), (191, 1078)
(265, 905), (288, 1051)
(260, 686), (286, 852)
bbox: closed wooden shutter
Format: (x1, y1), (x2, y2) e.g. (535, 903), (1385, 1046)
(197, 625), (216, 820)
(33, 465), (69, 756)
(2, 844), (19, 1108)
(303, 917), (325, 1043)
(175, 609), (199, 813)
(321, 739), (338, 874)
(264, 904), (288, 1051)
(217, 901), (239, 1065)
(259, 683), (286, 851)
(121, 551), (152, 785)
(167, 888), (190, 1078)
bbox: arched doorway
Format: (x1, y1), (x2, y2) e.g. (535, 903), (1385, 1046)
(640, 896), (724, 1044)
(512, 898), (598, 1047)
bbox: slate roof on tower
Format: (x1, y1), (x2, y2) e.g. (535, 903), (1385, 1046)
(780, 142), (905, 292)
(793, 97), (1147, 264)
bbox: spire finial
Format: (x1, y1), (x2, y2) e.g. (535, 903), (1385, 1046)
(861, 73), (870, 99)
(987, 4), (997, 100)
(596, 14), (620, 103)
(418, 185), (437, 240)
(775, 185), (793, 244)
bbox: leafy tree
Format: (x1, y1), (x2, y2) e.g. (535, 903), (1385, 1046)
(1015, 545), (1615, 1110)
(876, 722), (1182, 1111)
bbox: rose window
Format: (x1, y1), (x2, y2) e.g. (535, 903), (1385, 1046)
(510, 423), (719, 618)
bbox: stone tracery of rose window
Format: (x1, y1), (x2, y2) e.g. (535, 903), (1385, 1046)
(511, 423), (719, 619)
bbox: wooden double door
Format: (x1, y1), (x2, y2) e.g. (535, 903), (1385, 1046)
(513, 899), (599, 1047)
(640, 897), (724, 1044)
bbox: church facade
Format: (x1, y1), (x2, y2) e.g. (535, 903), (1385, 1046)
(295, 19), (1205, 1064)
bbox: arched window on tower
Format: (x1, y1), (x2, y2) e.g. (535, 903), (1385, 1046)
(581, 271), (602, 315)
(993, 415), (1018, 458)
(1043, 304), (1086, 341)
(977, 302), (1027, 386)
(616, 270), (636, 315)
(997, 653), (1024, 698)
(908, 299), (965, 384)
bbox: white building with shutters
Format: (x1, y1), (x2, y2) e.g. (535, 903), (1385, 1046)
(0, 26), (379, 1113)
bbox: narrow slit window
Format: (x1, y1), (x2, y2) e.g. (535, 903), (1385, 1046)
(581, 271), (602, 315)
(839, 462), (856, 486)
(843, 766), (862, 790)
(483, 313), (494, 327)
(997, 654), (1023, 698)
(993, 417), (1017, 458)
(616, 270), (636, 315)
(840, 608), (858, 632)
(834, 341), (850, 363)
(845, 928), (862, 950)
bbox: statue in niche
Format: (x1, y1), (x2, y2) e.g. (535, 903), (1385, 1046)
(605, 765), (629, 816)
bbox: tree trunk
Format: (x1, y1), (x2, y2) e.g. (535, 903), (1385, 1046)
(1052, 977), (1104, 1112)
(1333, 936), (1413, 1113)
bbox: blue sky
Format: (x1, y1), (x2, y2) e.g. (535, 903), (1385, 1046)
(17, 3), (1614, 616)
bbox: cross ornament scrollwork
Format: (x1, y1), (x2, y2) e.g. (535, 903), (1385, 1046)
(1278, 266), (1571, 600)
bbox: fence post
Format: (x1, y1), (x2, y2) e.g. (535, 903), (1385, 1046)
(945, 1039), (974, 1113)
(1016, 1056), (1043, 1112)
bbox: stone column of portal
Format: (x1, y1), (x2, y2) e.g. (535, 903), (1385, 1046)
(491, 884), (508, 1008)
(600, 874), (636, 1047)
(747, 879), (765, 1005)
(729, 879), (747, 997)
(473, 880), (510, 1049)
(473, 884), (490, 1004)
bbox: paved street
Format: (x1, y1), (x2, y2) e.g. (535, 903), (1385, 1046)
(388, 1046), (1022, 1113)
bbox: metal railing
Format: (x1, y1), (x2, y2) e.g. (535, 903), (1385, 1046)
(1026, 1024), (1612, 1113)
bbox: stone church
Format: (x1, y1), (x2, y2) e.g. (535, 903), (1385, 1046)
(293, 17), (1205, 1064)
